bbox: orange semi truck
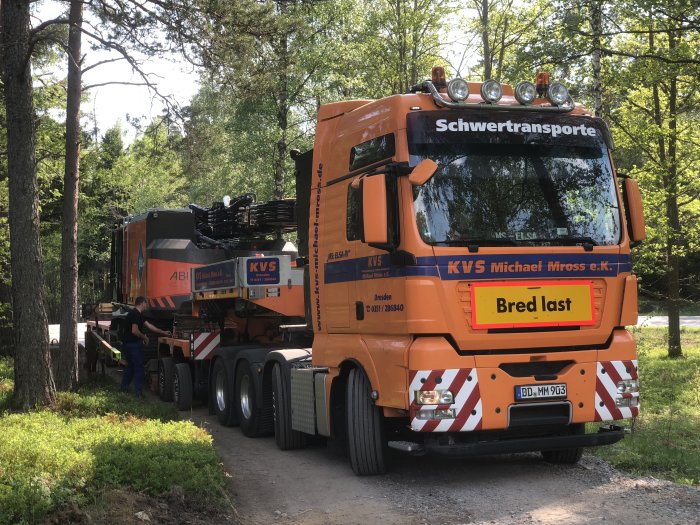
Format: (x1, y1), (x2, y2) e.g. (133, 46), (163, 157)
(110, 69), (646, 475)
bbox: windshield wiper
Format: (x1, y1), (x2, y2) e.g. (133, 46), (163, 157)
(433, 238), (518, 252)
(516, 236), (598, 251)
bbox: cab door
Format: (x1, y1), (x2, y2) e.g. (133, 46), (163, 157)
(322, 180), (357, 332)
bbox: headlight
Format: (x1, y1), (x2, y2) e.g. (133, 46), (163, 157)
(415, 390), (454, 405)
(617, 379), (639, 393)
(514, 81), (537, 105)
(547, 82), (569, 106)
(616, 396), (639, 408)
(415, 408), (456, 420)
(433, 408), (456, 419)
(447, 78), (470, 101)
(480, 79), (503, 103)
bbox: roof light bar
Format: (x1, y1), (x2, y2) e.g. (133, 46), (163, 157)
(547, 82), (570, 107)
(514, 81), (537, 105)
(447, 78), (470, 102)
(480, 79), (503, 103)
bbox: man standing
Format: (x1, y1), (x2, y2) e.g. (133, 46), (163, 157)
(120, 296), (170, 396)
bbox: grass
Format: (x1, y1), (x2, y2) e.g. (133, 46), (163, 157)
(0, 361), (227, 525)
(590, 327), (700, 486)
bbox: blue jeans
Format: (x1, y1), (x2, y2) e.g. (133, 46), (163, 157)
(120, 341), (144, 395)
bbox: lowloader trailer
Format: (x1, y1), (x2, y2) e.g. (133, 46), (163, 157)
(137, 69), (646, 475)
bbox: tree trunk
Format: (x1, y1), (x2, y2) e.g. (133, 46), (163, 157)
(589, 0), (603, 117)
(1, 0), (56, 407)
(57, 0), (83, 390)
(410, 0), (419, 88)
(664, 32), (682, 358)
(650, 26), (682, 358)
(496, 16), (508, 82)
(273, 4), (289, 201)
(395, 0), (407, 93)
(480, 0), (491, 80)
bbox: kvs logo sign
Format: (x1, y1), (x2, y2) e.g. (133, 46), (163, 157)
(246, 257), (280, 285)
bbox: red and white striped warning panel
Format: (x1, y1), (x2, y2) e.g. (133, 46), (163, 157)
(149, 296), (176, 309)
(594, 359), (639, 421)
(193, 332), (220, 361)
(409, 368), (482, 432)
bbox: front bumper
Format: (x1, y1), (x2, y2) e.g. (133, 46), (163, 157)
(389, 425), (626, 456)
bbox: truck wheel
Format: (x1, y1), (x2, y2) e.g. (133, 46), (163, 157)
(235, 361), (268, 437)
(212, 359), (238, 427)
(541, 423), (585, 465)
(346, 368), (387, 475)
(272, 363), (306, 450)
(158, 357), (174, 402)
(173, 363), (193, 411)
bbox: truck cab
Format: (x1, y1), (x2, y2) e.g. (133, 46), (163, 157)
(297, 70), (644, 473)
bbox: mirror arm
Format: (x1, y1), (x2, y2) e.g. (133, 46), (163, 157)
(365, 162), (411, 178)
(368, 242), (394, 252)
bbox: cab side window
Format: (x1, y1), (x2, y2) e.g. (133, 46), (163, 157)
(349, 134), (395, 171)
(346, 185), (361, 241)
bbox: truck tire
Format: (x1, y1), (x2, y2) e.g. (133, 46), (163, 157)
(173, 363), (193, 411)
(235, 361), (270, 438)
(158, 357), (174, 402)
(346, 368), (387, 475)
(212, 359), (238, 427)
(541, 423), (585, 465)
(272, 363), (306, 450)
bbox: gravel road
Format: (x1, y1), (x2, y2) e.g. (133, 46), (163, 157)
(188, 408), (700, 525)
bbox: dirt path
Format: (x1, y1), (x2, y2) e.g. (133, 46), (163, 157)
(188, 407), (699, 525)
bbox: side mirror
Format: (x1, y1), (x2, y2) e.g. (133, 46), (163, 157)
(409, 159), (439, 186)
(623, 178), (646, 243)
(362, 174), (388, 244)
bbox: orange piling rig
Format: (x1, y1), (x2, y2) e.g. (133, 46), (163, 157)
(109, 70), (648, 475)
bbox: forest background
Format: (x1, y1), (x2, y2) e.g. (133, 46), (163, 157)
(0, 0), (698, 404)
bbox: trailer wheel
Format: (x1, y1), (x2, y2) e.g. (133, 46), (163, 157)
(235, 361), (268, 437)
(346, 368), (387, 475)
(173, 363), (193, 411)
(158, 357), (174, 402)
(212, 359), (238, 427)
(541, 423), (585, 465)
(272, 363), (306, 450)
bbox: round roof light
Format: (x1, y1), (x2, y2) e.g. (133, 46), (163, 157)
(447, 78), (470, 102)
(514, 81), (537, 105)
(547, 82), (570, 106)
(480, 79), (503, 103)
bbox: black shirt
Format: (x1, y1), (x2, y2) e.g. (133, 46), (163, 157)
(124, 308), (146, 343)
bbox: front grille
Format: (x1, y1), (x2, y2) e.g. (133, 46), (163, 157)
(509, 402), (571, 428)
(499, 360), (573, 377)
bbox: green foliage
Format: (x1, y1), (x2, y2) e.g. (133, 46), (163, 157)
(0, 357), (13, 411)
(0, 372), (225, 525)
(52, 377), (178, 422)
(115, 119), (187, 214)
(591, 328), (700, 485)
(334, 0), (454, 96)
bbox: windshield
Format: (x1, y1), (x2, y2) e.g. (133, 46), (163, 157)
(411, 144), (621, 247)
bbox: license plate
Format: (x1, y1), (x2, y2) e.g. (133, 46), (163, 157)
(515, 383), (567, 401)
(471, 280), (594, 329)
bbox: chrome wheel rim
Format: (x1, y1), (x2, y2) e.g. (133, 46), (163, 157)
(240, 373), (252, 420)
(216, 369), (226, 412)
